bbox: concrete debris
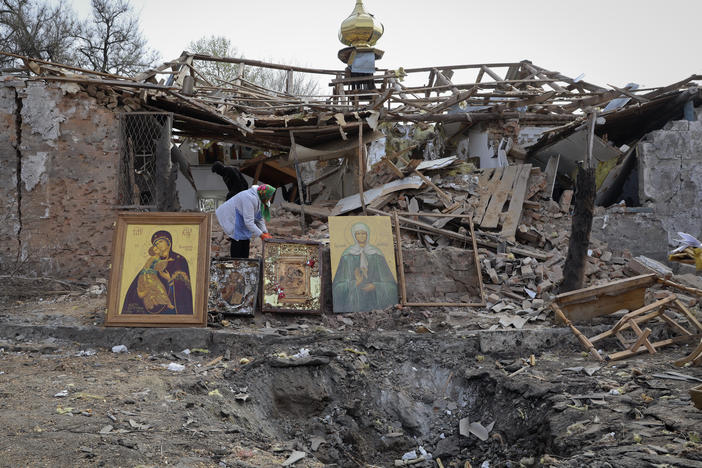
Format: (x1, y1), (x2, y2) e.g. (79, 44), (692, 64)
(631, 256), (673, 277)
(691, 384), (702, 410)
(395, 456), (426, 466)
(281, 450), (306, 466)
(564, 366), (601, 376)
(459, 417), (495, 441)
(310, 436), (326, 451)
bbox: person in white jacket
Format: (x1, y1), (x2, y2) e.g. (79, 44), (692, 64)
(215, 184), (276, 258)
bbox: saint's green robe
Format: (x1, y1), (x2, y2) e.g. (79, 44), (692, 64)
(332, 248), (398, 313)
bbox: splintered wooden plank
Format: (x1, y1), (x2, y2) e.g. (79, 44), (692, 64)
(610, 295), (676, 334)
(659, 313), (693, 337)
(433, 205), (464, 229)
(556, 274), (656, 306)
(588, 295), (676, 343)
(552, 303), (603, 362)
(562, 288), (646, 324)
(629, 322), (656, 354)
(629, 328), (654, 354)
(480, 165), (519, 229)
(544, 154), (560, 199)
(500, 164), (532, 241)
(476, 167), (495, 187)
(588, 308), (664, 343)
(607, 334), (702, 361)
(472, 168), (500, 224)
(383, 158), (405, 180)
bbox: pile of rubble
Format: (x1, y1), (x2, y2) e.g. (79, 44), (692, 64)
(266, 156), (626, 319)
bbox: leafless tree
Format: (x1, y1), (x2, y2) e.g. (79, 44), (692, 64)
(76, 0), (157, 75)
(0, 0), (80, 66)
(251, 66), (320, 97)
(187, 35), (242, 85)
(188, 35), (319, 96)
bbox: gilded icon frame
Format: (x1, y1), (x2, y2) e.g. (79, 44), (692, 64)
(261, 238), (323, 314)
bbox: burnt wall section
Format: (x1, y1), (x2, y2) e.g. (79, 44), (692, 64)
(0, 80), (120, 280)
(402, 246), (480, 303)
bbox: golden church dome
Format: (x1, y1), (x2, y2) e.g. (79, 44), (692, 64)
(338, 0), (384, 48)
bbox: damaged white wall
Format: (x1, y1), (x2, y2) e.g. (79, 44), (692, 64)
(593, 108), (702, 265)
(638, 114), (702, 244)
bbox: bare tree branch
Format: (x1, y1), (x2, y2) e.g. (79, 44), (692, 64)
(0, 0), (157, 76)
(76, 0), (157, 76)
(0, 0), (81, 67)
(187, 35), (320, 96)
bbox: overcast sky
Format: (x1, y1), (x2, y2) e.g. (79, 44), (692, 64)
(69, 0), (700, 89)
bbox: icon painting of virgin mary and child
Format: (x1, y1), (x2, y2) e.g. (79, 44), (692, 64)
(121, 230), (194, 315)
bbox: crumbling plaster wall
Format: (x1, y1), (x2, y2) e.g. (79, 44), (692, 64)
(0, 79), (120, 280)
(638, 115), (702, 243)
(592, 212), (669, 262)
(593, 109), (702, 263)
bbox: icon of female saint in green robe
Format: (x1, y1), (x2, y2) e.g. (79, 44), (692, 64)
(332, 222), (398, 313)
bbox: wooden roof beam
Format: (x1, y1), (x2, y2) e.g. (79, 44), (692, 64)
(191, 53), (341, 75)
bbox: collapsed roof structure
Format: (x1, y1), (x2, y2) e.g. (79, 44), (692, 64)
(14, 48), (702, 151)
(8, 47), (701, 194)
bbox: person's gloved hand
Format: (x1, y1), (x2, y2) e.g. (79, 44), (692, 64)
(260, 233), (273, 241)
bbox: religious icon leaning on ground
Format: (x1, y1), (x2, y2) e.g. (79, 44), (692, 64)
(330, 217), (399, 313)
(106, 212), (210, 327)
(208, 258), (261, 317)
(261, 239), (322, 314)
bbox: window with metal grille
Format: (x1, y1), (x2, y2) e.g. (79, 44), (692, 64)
(118, 112), (173, 209)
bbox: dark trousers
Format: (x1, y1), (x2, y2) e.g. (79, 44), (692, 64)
(230, 239), (250, 258)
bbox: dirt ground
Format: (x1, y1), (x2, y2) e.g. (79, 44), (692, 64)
(1, 293), (702, 468)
